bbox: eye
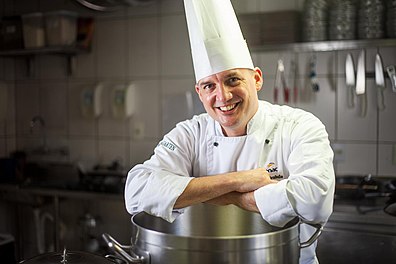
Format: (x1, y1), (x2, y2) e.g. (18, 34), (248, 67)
(226, 77), (241, 86)
(202, 83), (215, 90)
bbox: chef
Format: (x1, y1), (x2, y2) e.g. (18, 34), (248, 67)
(124, 0), (335, 263)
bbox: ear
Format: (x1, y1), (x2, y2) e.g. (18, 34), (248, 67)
(253, 67), (263, 91)
(195, 84), (203, 102)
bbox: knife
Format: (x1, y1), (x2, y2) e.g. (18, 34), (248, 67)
(345, 53), (355, 108)
(356, 49), (366, 117)
(375, 53), (386, 111)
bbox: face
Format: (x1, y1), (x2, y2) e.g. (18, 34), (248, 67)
(195, 67), (263, 137)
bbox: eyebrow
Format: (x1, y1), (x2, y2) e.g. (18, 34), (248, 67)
(198, 70), (241, 86)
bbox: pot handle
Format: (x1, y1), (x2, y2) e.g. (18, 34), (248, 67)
(102, 233), (145, 264)
(298, 222), (323, 248)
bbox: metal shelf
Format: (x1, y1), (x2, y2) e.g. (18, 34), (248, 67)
(0, 46), (90, 76)
(250, 38), (396, 53)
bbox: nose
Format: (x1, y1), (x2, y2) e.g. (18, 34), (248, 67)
(215, 84), (232, 102)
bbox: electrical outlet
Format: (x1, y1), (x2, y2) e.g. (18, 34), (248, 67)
(133, 122), (145, 140)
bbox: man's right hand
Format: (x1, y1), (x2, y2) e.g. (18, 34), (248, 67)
(230, 168), (277, 193)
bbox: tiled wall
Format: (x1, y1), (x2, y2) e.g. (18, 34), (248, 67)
(0, 0), (395, 177)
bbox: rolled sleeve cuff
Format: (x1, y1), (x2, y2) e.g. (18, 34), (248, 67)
(254, 179), (297, 227)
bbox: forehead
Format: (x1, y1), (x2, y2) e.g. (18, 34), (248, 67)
(197, 68), (250, 85)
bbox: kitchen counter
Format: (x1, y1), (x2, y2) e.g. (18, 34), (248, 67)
(0, 183), (123, 254)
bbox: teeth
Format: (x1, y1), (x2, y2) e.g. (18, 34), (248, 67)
(219, 104), (236, 111)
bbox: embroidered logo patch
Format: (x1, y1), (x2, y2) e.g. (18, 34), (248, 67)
(158, 140), (176, 151)
(266, 162), (283, 180)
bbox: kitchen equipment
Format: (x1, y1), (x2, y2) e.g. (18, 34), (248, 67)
(0, 234), (15, 264)
(274, 59), (290, 104)
(355, 49), (366, 117)
(103, 204), (322, 264)
(309, 54), (319, 92)
(375, 53), (386, 111)
(358, 0), (386, 39)
(20, 249), (116, 264)
(290, 59), (298, 103)
(345, 53), (355, 108)
(329, 0), (357, 40)
(44, 11), (77, 47)
(386, 65), (396, 92)
(387, 0), (396, 38)
(302, 0), (328, 41)
(75, 0), (157, 11)
(21, 13), (45, 48)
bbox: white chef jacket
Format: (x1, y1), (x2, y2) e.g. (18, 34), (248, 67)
(125, 100), (335, 264)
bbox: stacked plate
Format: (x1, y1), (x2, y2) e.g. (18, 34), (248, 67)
(329, 0), (357, 40)
(358, 0), (386, 39)
(387, 0), (396, 38)
(302, 0), (329, 41)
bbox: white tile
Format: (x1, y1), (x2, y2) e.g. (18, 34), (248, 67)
(72, 37), (97, 79)
(257, 76), (275, 103)
(40, 81), (68, 137)
(38, 55), (68, 80)
(337, 78), (377, 141)
(161, 78), (198, 134)
(68, 138), (97, 169)
(127, 0), (160, 16)
(68, 81), (96, 136)
(98, 139), (129, 168)
(160, 14), (193, 77)
(296, 77), (336, 140)
(97, 19), (127, 78)
(15, 81), (40, 136)
(128, 16), (159, 77)
(379, 84), (396, 141)
(335, 143), (377, 176)
(232, 0), (259, 14)
(131, 79), (161, 139)
(129, 140), (157, 167)
(258, 0), (298, 12)
(159, 0), (183, 14)
(379, 47), (396, 69)
(378, 144), (396, 177)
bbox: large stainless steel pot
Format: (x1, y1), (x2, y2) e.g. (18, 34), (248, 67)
(104, 204), (322, 264)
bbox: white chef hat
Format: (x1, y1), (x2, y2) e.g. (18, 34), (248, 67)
(184, 0), (254, 83)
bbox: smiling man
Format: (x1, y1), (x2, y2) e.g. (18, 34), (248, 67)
(124, 1), (335, 264)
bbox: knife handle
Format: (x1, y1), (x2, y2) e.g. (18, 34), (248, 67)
(347, 86), (354, 108)
(377, 88), (385, 111)
(359, 93), (367, 117)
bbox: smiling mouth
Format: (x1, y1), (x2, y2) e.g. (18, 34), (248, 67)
(218, 103), (239, 112)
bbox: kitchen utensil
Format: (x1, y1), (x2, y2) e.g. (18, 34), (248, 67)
(279, 60), (290, 103)
(274, 59), (290, 104)
(290, 59), (298, 103)
(309, 54), (319, 92)
(386, 65), (396, 92)
(104, 204), (322, 264)
(375, 53), (386, 111)
(356, 49), (367, 117)
(20, 249), (116, 264)
(345, 53), (355, 108)
(274, 60), (281, 103)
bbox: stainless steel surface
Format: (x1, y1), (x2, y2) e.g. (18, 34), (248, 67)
(317, 176), (396, 263)
(20, 250), (115, 264)
(106, 204), (321, 264)
(345, 53), (355, 108)
(250, 38), (396, 53)
(375, 53), (386, 110)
